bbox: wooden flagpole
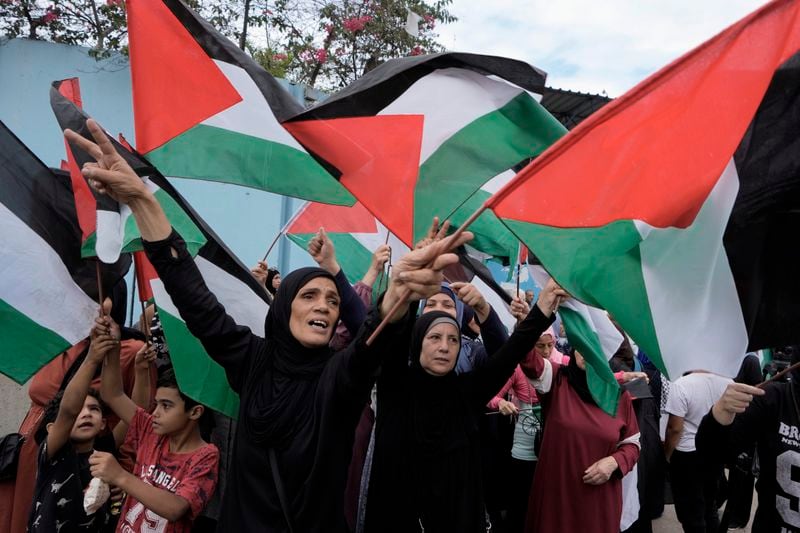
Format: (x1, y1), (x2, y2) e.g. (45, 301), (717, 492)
(95, 260), (106, 316)
(365, 204), (487, 346)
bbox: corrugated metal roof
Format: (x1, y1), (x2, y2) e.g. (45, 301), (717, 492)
(541, 86), (612, 129)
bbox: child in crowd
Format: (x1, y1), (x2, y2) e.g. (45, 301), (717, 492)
(28, 329), (123, 532)
(91, 312), (219, 533)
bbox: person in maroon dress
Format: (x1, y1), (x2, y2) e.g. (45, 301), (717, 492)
(521, 345), (640, 532)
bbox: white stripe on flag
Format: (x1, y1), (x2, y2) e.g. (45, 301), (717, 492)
(0, 203), (97, 343)
(152, 256), (268, 337)
(378, 69), (525, 164)
(204, 61), (308, 152)
(634, 159), (747, 379)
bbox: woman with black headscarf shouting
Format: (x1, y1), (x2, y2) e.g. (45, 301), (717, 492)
(364, 279), (566, 533)
(65, 119), (471, 532)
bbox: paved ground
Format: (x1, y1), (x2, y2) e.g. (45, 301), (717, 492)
(652, 503), (754, 532)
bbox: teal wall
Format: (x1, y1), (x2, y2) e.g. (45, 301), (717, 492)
(0, 37), (312, 276)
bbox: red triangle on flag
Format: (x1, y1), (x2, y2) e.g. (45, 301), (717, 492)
(284, 115), (424, 246)
(134, 251), (157, 303)
(288, 201), (378, 235)
(56, 78), (96, 243)
(127, 0), (242, 154)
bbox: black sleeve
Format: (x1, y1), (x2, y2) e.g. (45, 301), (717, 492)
(334, 268), (367, 338)
(466, 305), (554, 405)
(330, 297), (415, 398)
(143, 230), (262, 393)
(477, 306), (509, 356)
(696, 384), (778, 465)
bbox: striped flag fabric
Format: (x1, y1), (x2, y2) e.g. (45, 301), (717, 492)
(284, 52), (566, 249)
(487, 0), (800, 381)
(0, 122), (130, 383)
(447, 170), (522, 264)
(286, 200), (409, 286)
(445, 246), (518, 332)
(133, 251), (156, 303)
(54, 100), (269, 418)
(529, 263), (624, 415)
(126, 0), (354, 206)
(51, 83), (206, 262)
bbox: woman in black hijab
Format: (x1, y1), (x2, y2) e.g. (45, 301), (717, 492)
(365, 282), (564, 533)
(66, 119), (470, 533)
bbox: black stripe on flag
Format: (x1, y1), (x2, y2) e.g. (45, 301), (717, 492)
(724, 50), (800, 351)
(160, 0), (304, 122)
(50, 92), (272, 306)
(0, 121), (130, 301)
(444, 246), (512, 306)
(288, 52), (548, 121)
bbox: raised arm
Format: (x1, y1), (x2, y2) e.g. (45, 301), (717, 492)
(46, 322), (112, 460)
(696, 381), (769, 464)
(66, 120), (260, 392)
(451, 281), (509, 357)
(468, 280), (567, 404)
(360, 244), (391, 289)
(308, 228), (366, 336)
(99, 315), (138, 426)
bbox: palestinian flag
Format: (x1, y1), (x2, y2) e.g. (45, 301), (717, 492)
(448, 170), (521, 264)
(286, 200), (409, 287)
(0, 121), (130, 383)
(51, 82), (206, 262)
(284, 52), (566, 248)
(529, 264), (624, 415)
(133, 251), (156, 303)
(126, 0), (354, 206)
(55, 100), (269, 418)
(488, 0), (800, 381)
(444, 247), (517, 332)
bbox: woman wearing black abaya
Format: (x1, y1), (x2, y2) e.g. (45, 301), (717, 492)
(364, 281), (565, 533)
(65, 119), (470, 532)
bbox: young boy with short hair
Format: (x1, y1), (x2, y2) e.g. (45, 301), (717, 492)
(28, 331), (121, 533)
(93, 313), (218, 533)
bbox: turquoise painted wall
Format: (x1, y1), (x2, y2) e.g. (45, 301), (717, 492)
(0, 37), (312, 276)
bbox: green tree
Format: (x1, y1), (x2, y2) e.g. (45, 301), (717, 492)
(259, 0), (455, 90)
(0, 0), (127, 58)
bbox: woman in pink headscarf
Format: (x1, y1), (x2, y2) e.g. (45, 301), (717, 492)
(488, 327), (565, 533)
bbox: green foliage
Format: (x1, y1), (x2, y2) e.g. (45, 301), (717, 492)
(0, 0), (455, 88)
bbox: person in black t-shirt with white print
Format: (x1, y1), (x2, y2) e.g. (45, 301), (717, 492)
(697, 347), (800, 532)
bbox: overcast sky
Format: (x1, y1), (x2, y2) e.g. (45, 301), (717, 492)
(436, 0), (766, 97)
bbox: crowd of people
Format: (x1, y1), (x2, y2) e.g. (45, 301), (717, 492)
(0, 119), (796, 533)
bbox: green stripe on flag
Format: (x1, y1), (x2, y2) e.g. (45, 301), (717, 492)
(287, 232), (373, 284)
(413, 93), (566, 244)
(448, 189), (518, 263)
(559, 306), (620, 416)
(146, 124), (355, 206)
(80, 232), (97, 259)
(0, 299), (74, 383)
(502, 218), (667, 376)
(157, 308), (240, 418)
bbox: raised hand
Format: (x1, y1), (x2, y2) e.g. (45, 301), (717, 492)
(534, 279), (569, 317)
(308, 228), (340, 274)
(134, 343), (157, 372)
(381, 229), (473, 321)
(451, 282), (490, 322)
(510, 297), (530, 323)
(415, 216), (451, 250)
(712, 382), (765, 426)
(251, 260), (269, 287)
(370, 244), (391, 272)
(64, 119), (148, 205)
